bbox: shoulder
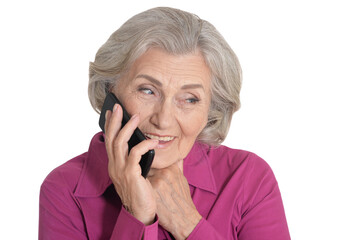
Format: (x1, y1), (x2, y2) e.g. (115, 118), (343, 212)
(39, 152), (92, 238)
(40, 152), (88, 194)
(213, 146), (280, 203)
(207, 145), (278, 200)
(208, 145), (272, 176)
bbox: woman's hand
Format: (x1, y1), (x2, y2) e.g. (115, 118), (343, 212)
(105, 104), (159, 225)
(148, 160), (202, 239)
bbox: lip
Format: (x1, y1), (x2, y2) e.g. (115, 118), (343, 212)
(144, 132), (176, 149)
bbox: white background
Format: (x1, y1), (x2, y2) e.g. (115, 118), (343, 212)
(1, 0), (359, 239)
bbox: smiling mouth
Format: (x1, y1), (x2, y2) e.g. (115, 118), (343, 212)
(144, 133), (175, 142)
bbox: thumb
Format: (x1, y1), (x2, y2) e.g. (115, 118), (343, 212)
(177, 159), (184, 173)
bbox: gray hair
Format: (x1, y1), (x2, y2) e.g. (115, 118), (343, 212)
(89, 7), (242, 146)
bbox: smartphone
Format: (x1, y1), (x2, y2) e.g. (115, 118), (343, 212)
(99, 92), (155, 178)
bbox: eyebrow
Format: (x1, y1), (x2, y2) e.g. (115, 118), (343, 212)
(136, 74), (162, 86)
(135, 74), (204, 90)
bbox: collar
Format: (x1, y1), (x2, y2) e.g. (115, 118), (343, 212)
(183, 143), (218, 194)
(74, 132), (112, 197)
(74, 132), (218, 197)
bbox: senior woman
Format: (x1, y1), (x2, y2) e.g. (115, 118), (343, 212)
(39, 7), (290, 240)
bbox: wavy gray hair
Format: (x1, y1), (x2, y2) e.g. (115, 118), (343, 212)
(89, 7), (242, 146)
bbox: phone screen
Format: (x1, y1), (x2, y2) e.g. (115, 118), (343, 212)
(99, 92), (155, 178)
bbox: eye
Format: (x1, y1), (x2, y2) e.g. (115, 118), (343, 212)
(186, 98), (199, 104)
(138, 87), (154, 95)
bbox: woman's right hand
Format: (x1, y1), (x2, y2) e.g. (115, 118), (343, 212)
(104, 103), (159, 225)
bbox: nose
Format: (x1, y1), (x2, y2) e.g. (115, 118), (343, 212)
(149, 99), (175, 130)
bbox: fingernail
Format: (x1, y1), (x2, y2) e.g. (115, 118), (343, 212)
(131, 113), (139, 120)
(151, 139), (159, 145)
(113, 104), (119, 112)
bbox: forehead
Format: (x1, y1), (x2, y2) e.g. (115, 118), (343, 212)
(127, 48), (211, 90)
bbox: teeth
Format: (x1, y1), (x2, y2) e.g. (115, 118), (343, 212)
(144, 133), (174, 142)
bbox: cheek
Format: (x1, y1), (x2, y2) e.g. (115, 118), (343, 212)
(122, 96), (153, 118)
(179, 112), (208, 139)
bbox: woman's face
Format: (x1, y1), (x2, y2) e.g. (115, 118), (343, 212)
(113, 48), (211, 169)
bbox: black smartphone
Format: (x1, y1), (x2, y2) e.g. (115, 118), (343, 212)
(99, 92), (155, 178)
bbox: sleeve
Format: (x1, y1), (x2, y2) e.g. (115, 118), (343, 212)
(236, 155), (291, 240)
(39, 176), (158, 239)
(110, 206), (158, 240)
(186, 218), (226, 240)
(39, 178), (88, 239)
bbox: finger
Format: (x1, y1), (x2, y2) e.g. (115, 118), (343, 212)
(104, 110), (112, 135)
(112, 113), (139, 161)
(114, 113), (140, 146)
(127, 139), (158, 169)
(105, 104), (123, 142)
(147, 168), (158, 178)
(105, 104), (123, 162)
(164, 161), (182, 176)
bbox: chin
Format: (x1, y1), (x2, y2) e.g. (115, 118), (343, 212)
(150, 151), (179, 169)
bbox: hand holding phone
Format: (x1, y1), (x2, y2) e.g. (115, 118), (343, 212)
(99, 92), (155, 178)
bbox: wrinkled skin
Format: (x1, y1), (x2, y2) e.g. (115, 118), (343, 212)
(105, 48), (211, 239)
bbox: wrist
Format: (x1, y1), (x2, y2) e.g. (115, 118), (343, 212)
(178, 212), (202, 239)
(123, 205), (156, 226)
